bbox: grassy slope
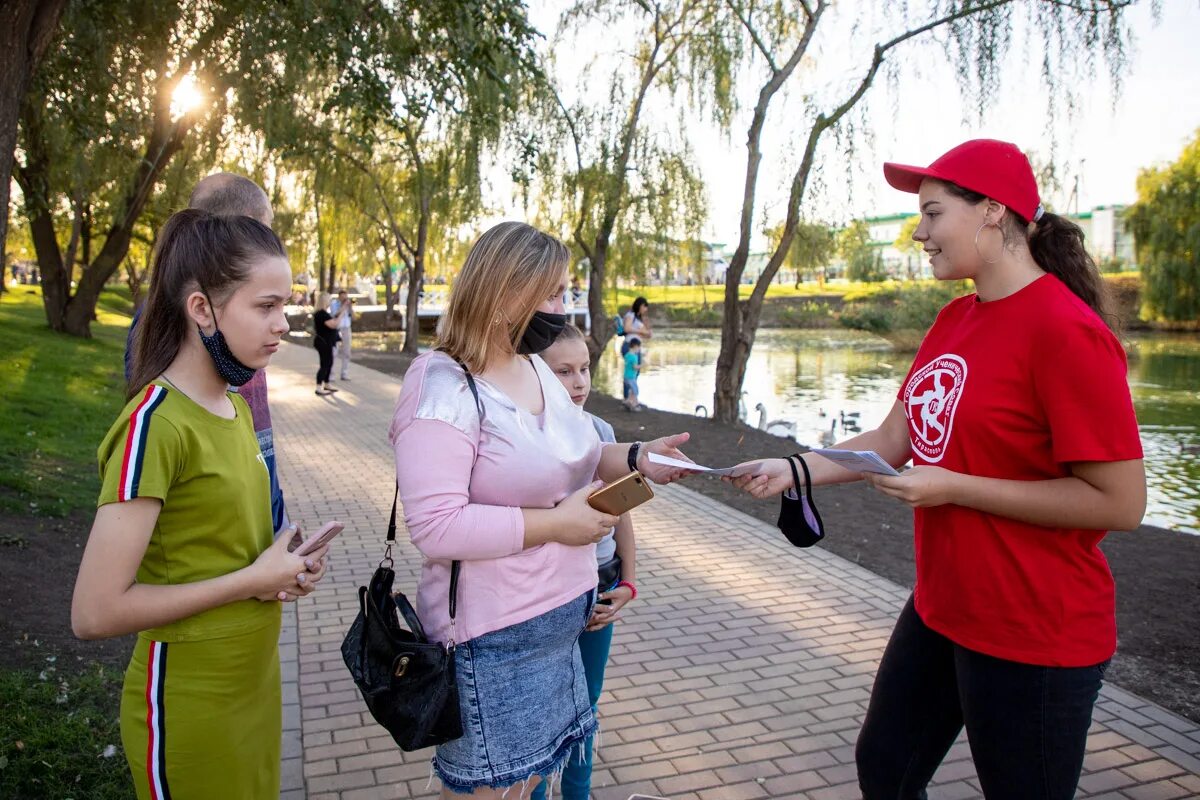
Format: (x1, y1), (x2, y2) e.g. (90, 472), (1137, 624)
(0, 287), (132, 515)
(0, 287), (136, 797)
(0, 666), (130, 798)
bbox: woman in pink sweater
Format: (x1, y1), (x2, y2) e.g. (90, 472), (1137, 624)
(389, 222), (690, 798)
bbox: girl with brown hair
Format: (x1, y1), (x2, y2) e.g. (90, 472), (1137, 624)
(732, 140), (1145, 799)
(73, 209), (332, 798)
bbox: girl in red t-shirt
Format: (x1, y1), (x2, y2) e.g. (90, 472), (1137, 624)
(732, 139), (1145, 799)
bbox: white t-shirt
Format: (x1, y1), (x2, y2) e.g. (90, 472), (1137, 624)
(590, 414), (619, 564)
(623, 311), (647, 341)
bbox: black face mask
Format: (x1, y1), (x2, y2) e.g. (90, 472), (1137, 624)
(517, 311), (568, 355)
(198, 298), (258, 387)
(777, 455), (825, 548)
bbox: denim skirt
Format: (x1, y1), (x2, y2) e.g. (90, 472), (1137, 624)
(434, 590), (598, 794)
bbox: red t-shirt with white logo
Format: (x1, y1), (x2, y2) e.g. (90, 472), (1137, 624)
(899, 274), (1142, 667)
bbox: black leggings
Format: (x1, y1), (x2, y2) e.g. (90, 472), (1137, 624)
(856, 596), (1106, 800)
(315, 338), (334, 385)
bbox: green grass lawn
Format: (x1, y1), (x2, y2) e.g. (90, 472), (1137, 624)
(0, 665), (131, 799)
(0, 287), (131, 515)
(0, 287), (137, 798)
(609, 273), (1141, 313)
(608, 280), (913, 311)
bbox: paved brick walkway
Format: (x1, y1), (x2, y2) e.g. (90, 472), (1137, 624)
(267, 343), (1200, 800)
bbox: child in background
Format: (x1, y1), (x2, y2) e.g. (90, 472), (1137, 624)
(623, 338), (642, 411)
(534, 323), (639, 800)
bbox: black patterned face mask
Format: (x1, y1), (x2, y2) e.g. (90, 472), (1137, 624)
(777, 454), (825, 548)
(198, 294), (257, 387)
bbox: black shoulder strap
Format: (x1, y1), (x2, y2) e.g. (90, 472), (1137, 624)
(385, 359), (485, 539)
(386, 358), (485, 623)
(458, 361), (485, 418)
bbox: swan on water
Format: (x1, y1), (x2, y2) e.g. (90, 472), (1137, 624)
(754, 403), (797, 439)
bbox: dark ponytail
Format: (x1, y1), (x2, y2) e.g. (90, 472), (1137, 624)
(128, 209), (285, 400)
(1027, 212), (1114, 330)
(941, 181), (1114, 330)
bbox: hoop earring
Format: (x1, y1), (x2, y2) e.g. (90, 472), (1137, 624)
(974, 221), (1005, 265)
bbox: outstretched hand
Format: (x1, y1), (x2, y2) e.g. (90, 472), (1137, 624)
(637, 433), (693, 484)
(863, 466), (958, 508)
(724, 458), (795, 499)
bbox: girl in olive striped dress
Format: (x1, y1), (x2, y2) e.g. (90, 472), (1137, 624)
(71, 210), (331, 799)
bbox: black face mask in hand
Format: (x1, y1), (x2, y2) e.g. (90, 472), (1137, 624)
(518, 311), (568, 355)
(777, 455), (825, 547)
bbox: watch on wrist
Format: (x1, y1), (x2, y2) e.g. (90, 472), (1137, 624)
(627, 441), (642, 473)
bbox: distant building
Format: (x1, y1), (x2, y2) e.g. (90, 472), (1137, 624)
(1066, 205), (1136, 268)
(866, 213), (924, 278)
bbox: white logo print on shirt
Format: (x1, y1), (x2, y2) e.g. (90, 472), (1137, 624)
(903, 354), (967, 463)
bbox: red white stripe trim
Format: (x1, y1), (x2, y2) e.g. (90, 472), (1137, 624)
(144, 640), (169, 799)
(119, 385), (167, 501)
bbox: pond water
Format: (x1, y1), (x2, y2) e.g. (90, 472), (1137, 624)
(593, 328), (1200, 535)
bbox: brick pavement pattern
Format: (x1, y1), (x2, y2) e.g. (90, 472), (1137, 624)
(267, 343), (1200, 799)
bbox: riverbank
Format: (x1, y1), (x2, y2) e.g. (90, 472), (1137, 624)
(356, 347), (1200, 723)
(633, 274), (1200, 340)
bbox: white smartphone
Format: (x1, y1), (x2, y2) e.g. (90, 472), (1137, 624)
(293, 521), (344, 557)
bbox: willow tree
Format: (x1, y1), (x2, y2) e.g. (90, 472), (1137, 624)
(766, 219), (835, 287)
(710, 0), (1139, 422)
(527, 0), (726, 365)
(321, 118), (495, 353)
(16, 0), (539, 338)
(1126, 129), (1200, 322)
(13, 0), (389, 336)
(285, 1), (540, 353)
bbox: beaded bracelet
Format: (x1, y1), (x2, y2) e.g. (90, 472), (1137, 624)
(617, 580), (637, 600)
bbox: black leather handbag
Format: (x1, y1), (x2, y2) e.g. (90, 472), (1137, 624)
(340, 364), (484, 751)
(340, 489), (462, 751)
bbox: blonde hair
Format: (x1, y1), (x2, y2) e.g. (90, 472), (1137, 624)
(552, 323), (585, 344)
(315, 292), (331, 311)
(437, 222), (569, 373)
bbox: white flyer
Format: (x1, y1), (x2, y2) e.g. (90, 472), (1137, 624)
(809, 448), (901, 476)
(647, 452), (762, 477)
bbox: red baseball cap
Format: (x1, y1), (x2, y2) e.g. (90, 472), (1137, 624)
(883, 139), (1042, 222)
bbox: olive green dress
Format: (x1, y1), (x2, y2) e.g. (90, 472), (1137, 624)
(97, 382), (281, 799)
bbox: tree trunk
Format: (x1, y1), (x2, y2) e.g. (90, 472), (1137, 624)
(378, 233), (396, 315)
(713, 304), (746, 422)
(0, 0), (66, 291)
(402, 198), (430, 355)
(28, 187), (68, 330)
(585, 244), (610, 369)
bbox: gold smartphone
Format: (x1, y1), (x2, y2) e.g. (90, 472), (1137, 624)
(587, 471), (655, 515)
